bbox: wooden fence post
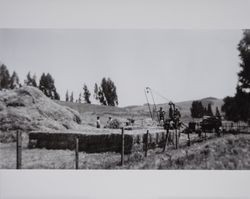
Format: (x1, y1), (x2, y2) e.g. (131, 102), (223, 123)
(145, 130), (149, 157)
(75, 137), (79, 170)
(16, 130), (22, 169)
(121, 127), (124, 166)
(187, 130), (191, 146)
(175, 129), (178, 149)
(162, 129), (169, 152)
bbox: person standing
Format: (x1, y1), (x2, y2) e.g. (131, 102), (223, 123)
(106, 117), (112, 127)
(96, 116), (101, 128)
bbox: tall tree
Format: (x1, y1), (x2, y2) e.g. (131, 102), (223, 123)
(94, 83), (99, 101)
(98, 86), (107, 105)
(100, 77), (118, 106)
(94, 82), (107, 105)
(222, 96), (241, 122)
(222, 30), (250, 122)
(0, 64), (10, 90)
(190, 101), (204, 118)
(206, 103), (214, 116)
(70, 92), (74, 102)
(215, 106), (221, 118)
(65, 90), (69, 102)
(83, 84), (91, 104)
(10, 71), (21, 89)
(237, 29), (250, 93)
(24, 72), (37, 87)
(78, 93), (82, 103)
(39, 73), (60, 100)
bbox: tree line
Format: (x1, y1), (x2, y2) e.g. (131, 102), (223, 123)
(0, 64), (119, 106)
(0, 65), (60, 100)
(190, 100), (221, 118)
(65, 78), (118, 106)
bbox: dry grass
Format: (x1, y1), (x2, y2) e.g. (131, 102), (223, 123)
(1, 133), (250, 169)
(0, 142), (121, 169)
(122, 134), (250, 170)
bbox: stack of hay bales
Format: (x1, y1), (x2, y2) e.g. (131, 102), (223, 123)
(29, 132), (134, 154)
(28, 130), (168, 154)
(0, 86), (82, 142)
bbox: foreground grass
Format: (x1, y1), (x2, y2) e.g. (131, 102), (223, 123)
(0, 143), (121, 169)
(1, 134), (250, 169)
(122, 134), (250, 169)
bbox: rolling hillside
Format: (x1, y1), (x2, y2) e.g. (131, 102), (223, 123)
(57, 97), (224, 124)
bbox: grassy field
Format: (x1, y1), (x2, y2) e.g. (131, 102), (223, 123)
(1, 133), (249, 169)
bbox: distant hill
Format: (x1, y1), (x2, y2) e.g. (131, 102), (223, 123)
(56, 101), (148, 126)
(57, 97), (224, 123)
(124, 97), (224, 122)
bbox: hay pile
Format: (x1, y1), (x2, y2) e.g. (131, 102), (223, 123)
(105, 118), (122, 129)
(0, 86), (81, 142)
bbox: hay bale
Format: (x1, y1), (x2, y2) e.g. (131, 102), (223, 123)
(29, 132), (134, 154)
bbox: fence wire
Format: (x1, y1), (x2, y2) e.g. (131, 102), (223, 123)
(13, 124), (250, 169)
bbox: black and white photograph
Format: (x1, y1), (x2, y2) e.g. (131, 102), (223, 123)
(0, 28), (250, 170)
(1, 1), (250, 199)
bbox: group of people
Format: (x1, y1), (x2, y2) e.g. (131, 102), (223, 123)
(96, 116), (112, 128)
(158, 104), (181, 130)
(96, 104), (181, 129)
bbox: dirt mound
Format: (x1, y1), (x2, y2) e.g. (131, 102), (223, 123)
(0, 86), (81, 142)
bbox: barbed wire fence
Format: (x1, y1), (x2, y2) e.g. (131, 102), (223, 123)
(15, 123), (250, 169)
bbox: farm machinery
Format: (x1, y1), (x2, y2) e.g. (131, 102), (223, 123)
(144, 87), (184, 149)
(144, 87), (223, 149)
(185, 116), (222, 137)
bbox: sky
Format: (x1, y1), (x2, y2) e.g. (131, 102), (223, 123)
(0, 29), (243, 106)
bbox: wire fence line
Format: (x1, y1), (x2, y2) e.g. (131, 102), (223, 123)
(15, 124), (250, 169)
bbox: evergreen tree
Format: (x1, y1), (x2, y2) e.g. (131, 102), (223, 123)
(94, 83), (99, 101)
(100, 77), (118, 106)
(10, 71), (21, 89)
(78, 93), (82, 103)
(83, 84), (91, 104)
(203, 107), (207, 116)
(222, 30), (250, 122)
(207, 103), (214, 116)
(39, 73), (60, 100)
(70, 92), (74, 102)
(54, 91), (60, 101)
(237, 29), (250, 93)
(222, 96), (241, 122)
(190, 101), (204, 118)
(98, 86), (107, 105)
(24, 72), (37, 87)
(65, 90), (69, 102)
(215, 106), (221, 118)
(0, 64), (10, 90)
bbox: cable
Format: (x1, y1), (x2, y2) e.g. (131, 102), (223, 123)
(147, 87), (182, 109)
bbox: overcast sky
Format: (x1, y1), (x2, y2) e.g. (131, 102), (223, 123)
(0, 29), (243, 106)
